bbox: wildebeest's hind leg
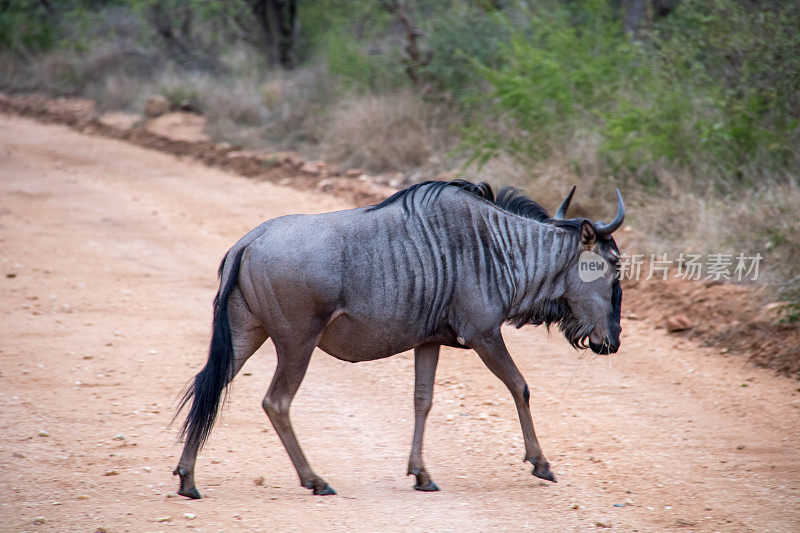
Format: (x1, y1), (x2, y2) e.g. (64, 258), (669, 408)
(262, 334), (336, 496)
(470, 331), (556, 483)
(407, 344), (441, 491)
(174, 293), (268, 499)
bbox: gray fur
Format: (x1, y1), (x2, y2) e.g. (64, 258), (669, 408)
(174, 181), (624, 497)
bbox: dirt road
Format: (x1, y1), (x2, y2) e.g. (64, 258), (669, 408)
(1, 114), (799, 532)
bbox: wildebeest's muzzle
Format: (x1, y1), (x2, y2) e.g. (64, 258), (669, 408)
(589, 339), (620, 355)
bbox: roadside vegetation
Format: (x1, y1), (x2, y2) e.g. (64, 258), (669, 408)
(1, 0), (798, 314)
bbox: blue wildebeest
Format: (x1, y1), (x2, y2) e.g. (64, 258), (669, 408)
(174, 179), (624, 498)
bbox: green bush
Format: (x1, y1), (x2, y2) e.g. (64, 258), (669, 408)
(462, 2), (639, 164)
(0, 0), (56, 53)
(298, 0), (407, 92)
(420, 2), (508, 101)
(643, 0), (800, 176)
(323, 30), (404, 92)
(460, 0), (799, 186)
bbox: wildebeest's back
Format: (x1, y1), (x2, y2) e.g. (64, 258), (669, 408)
(237, 190), (511, 361)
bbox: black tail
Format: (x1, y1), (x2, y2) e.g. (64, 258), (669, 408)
(176, 246), (247, 450)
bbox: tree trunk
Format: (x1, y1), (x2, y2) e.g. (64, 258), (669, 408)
(381, 1), (432, 88)
(246, 0), (298, 69)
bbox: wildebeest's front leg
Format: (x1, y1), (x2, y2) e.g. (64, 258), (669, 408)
(407, 344), (440, 491)
(470, 331), (556, 482)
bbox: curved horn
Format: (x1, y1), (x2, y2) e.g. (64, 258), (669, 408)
(595, 188), (625, 236)
(554, 185), (576, 219)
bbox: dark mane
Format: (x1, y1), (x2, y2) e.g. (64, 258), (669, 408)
(367, 180), (495, 215)
(494, 186), (551, 222)
(367, 179), (572, 228)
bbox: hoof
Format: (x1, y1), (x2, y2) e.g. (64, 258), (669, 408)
(414, 481), (440, 492)
(178, 486), (202, 499)
(313, 484), (337, 496)
(408, 467), (439, 492)
(531, 462), (557, 483)
(173, 467), (202, 499)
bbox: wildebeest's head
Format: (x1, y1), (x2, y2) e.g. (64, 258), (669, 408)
(555, 187), (624, 355)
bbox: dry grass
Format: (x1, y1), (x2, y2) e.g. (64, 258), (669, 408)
(460, 132), (620, 222)
(322, 91), (460, 174)
(628, 173), (800, 261)
(78, 62), (337, 152)
(71, 56), (459, 173)
(0, 39), (155, 97)
(255, 66), (338, 149)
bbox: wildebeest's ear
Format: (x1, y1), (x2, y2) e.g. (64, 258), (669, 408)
(580, 220), (596, 249)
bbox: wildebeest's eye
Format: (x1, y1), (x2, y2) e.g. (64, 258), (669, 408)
(608, 256), (620, 279)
